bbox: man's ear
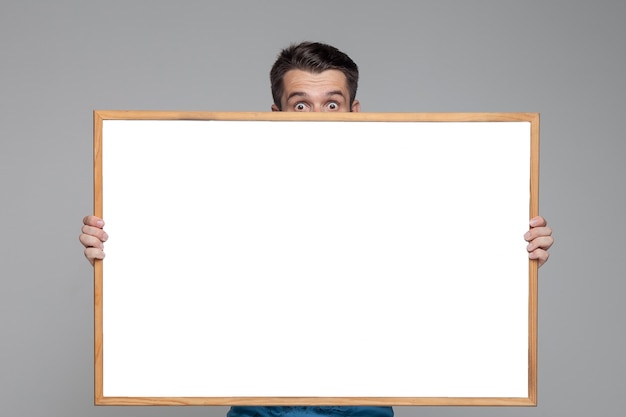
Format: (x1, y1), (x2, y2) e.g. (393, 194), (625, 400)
(351, 99), (361, 112)
(271, 104), (280, 112)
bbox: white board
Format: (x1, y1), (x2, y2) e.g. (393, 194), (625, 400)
(94, 112), (538, 406)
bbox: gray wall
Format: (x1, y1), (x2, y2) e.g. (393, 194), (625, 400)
(1, 1), (624, 416)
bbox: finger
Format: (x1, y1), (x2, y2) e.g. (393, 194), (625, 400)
(79, 233), (105, 250)
(529, 216), (547, 228)
(83, 215), (105, 228)
(524, 226), (553, 242)
(529, 248), (549, 268)
(84, 247), (105, 266)
(81, 224), (108, 242)
(527, 235), (554, 252)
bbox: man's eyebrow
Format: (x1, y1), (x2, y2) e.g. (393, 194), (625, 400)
(286, 92), (309, 101)
(285, 90), (346, 101)
(325, 90), (346, 98)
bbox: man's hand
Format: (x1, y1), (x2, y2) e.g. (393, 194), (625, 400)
(79, 215), (108, 266)
(525, 216), (553, 267)
(78, 214), (554, 268)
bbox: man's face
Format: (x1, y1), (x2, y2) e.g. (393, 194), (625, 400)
(272, 69), (361, 113)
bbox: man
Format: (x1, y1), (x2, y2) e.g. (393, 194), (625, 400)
(270, 41), (360, 113)
(80, 42), (554, 417)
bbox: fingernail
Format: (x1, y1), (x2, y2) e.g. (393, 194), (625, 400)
(524, 231), (530, 240)
(102, 233), (109, 241)
(97, 220), (104, 227)
(529, 217), (539, 227)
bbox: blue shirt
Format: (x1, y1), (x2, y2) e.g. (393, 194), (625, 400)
(228, 407), (393, 417)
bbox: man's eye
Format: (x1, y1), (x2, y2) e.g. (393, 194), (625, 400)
(327, 102), (339, 111)
(295, 103), (308, 111)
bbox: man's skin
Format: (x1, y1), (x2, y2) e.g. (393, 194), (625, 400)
(271, 69), (361, 113)
(80, 69), (554, 266)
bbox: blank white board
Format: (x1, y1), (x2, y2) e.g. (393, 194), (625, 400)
(94, 111), (539, 406)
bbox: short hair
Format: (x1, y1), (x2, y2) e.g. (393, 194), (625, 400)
(270, 41), (359, 110)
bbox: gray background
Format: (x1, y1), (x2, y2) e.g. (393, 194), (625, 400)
(1, 0), (624, 416)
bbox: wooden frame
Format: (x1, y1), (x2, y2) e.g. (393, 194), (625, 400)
(94, 111), (539, 406)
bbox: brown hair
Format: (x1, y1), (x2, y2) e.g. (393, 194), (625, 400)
(270, 42), (359, 110)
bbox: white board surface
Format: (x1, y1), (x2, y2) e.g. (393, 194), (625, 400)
(97, 114), (534, 402)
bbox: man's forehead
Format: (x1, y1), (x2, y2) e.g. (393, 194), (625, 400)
(282, 69), (349, 95)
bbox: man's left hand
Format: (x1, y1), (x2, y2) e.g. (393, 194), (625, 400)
(525, 216), (553, 267)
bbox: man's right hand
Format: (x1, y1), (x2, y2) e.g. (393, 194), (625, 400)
(79, 215), (108, 266)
